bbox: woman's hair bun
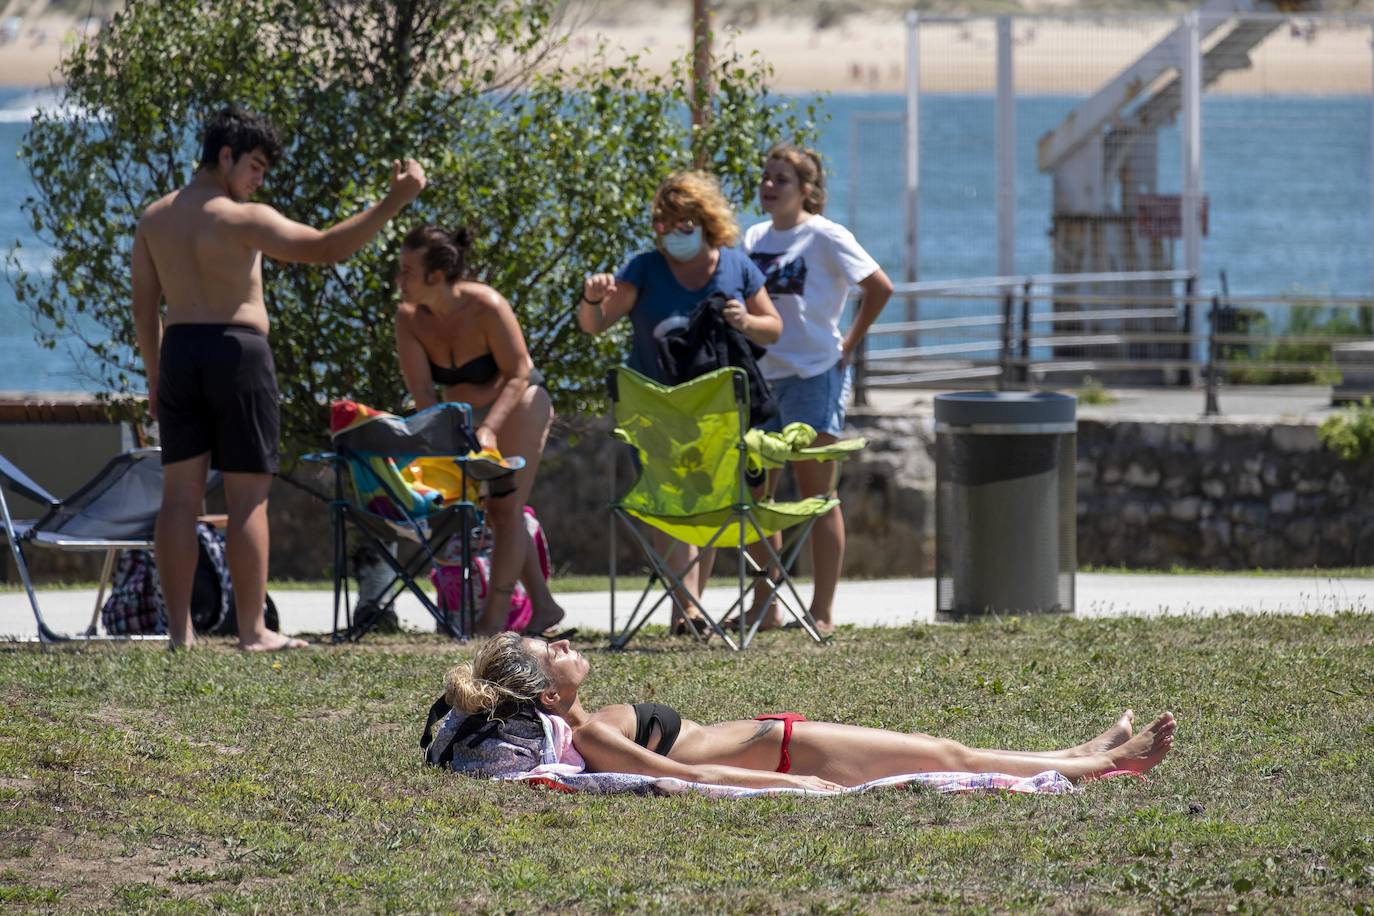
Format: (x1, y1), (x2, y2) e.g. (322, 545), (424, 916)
(403, 223), (473, 282)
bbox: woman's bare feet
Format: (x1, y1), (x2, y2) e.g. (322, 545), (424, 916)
(473, 587), (514, 637)
(1105, 711), (1176, 774)
(1071, 709), (1135, 757)
(743, 593), (784, 632)
(240, 632), (309, 651)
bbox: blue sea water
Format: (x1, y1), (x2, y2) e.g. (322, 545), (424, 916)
(1, 86), (1369, 393)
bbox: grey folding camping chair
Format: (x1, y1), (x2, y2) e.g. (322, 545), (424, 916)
(0, 447), (218, 643)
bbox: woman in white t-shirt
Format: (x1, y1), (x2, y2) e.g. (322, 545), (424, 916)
(741, 145), (893, 635)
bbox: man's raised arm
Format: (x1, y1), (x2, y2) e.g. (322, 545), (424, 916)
(242, 159), (426, 265)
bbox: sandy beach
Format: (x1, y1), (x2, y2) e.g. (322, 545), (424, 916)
(0, 4), (1369, 94)
(568, 7), (1373, 95)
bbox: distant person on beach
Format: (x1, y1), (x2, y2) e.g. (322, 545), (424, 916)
(394, 224), (565, 638)
(741, 145), (893, 636)
(131, 105), (425, 650)
(578, 171), (782, 635)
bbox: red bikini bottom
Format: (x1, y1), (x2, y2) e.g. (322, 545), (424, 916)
(754, 712), (808, 773)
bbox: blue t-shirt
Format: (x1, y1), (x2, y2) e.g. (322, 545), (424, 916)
(615, 247), (765, 383)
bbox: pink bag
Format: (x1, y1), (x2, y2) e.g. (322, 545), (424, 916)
(431, 506), (550, 633)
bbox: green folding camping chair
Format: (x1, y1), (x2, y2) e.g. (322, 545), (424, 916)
(606, 366), (863, 651)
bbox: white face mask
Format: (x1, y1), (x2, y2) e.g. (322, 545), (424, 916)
(662, 225), (704, 262)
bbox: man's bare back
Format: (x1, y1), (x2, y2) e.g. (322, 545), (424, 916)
(137, 173), (273, 334)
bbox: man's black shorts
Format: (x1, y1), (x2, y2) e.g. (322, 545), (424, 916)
(157, 323), (280, 473)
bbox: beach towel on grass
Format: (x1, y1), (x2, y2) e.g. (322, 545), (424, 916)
(421, 705), (1075, 797)
(502, 768), (1075, 797)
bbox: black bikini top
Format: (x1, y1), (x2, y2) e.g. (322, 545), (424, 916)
(430, 352), (499, 387)
(632, 702), (682, 756)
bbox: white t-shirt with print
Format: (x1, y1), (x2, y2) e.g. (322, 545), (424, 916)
(742, 214), (880, 380)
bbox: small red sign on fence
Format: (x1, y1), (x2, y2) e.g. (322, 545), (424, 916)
(1136, 194), (1209, 239)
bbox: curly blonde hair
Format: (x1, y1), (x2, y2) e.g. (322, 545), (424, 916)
(766, 144), (827, 215)
(652, 170), (740, 248)
(443, 632), (549, 718)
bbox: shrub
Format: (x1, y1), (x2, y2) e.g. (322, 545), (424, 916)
(1318, 398), (1374, 462)
(1224, 302), (1364, 385)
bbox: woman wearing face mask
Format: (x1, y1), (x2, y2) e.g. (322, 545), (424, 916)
(739, 145), (894, 637)
(579, 171), (782, 635)
(394, 224), (566, 638)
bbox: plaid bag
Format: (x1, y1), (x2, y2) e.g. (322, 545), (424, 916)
(100, 548), (166, 635)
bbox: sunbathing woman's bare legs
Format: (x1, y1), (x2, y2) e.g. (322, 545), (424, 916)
(786, 711), (1175, 786)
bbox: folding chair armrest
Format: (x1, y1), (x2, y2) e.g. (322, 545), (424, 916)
(792, 436), (869, 463)
(0, 453), (59, 507)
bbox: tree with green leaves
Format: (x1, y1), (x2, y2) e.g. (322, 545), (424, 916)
(11, 0), (820, 462)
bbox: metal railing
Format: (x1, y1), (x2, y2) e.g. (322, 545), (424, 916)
(850, 271), (1374, 416)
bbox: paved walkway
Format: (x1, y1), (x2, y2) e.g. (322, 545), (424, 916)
(3, 572), (1370, 642)
(860, 384), (1339, 422)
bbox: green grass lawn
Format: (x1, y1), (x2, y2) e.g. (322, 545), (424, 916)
(1, 615), (1371, 912)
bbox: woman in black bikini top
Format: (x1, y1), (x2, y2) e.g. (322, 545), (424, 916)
(394, 225), (563, 638)
(441, 633), (1179, 792)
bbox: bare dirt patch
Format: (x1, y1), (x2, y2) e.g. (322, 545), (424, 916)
(0, 826), (282, 903)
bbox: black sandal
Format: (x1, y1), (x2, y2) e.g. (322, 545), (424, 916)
(670, 615), (708, 638)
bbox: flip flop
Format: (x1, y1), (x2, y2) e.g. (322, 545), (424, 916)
(669, 616), (712, 640)
(527, 627), (579, 642)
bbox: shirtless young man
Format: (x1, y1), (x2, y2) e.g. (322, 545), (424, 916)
(132, 106), (426, 650)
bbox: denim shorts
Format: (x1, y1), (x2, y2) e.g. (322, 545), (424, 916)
(762, 361), (852, 436)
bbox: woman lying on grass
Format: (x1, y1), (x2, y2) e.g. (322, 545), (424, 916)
(442, 634), (1177, 792)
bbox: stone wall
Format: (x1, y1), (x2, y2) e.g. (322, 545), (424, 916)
(1076, 418), (1374, 569)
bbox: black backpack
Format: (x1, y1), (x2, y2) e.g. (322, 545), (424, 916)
(419, 696), (546, 775)
(190, 523), (280, 636)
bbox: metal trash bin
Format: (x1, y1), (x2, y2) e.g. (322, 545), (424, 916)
(935, 391), (1076, 620)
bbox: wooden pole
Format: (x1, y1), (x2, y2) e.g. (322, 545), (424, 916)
(691, 0), (712, 166)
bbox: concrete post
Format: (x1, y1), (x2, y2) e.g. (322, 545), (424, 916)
(996, 16), (1015, 280)
(1180, 11), (1203, 381)
(904, 10), (921, 347)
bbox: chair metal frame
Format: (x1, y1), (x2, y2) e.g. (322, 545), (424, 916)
(302, 401), (497, 643)
(313, 453), (477, 642)
(0, 447), (199, 643)
(606, 367), (831, 651)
